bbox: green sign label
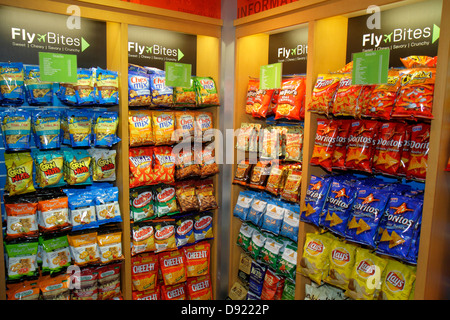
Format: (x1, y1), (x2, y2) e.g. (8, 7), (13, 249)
(352, 49), (389, 85)
(260, 62), (282, 89)
(165, 62), (191, 88)
(39, 52), (77, 83)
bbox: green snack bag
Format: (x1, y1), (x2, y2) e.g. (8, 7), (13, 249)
(42, 235), (71, 275)
(248, 229), (266, 260)
(236, 222), (256, 252)
(194, 76), (220, 107)
(130, 186), (154, 222)
(5, 240), (39, 281)
(260, 233), (283, 270)
(277, 241), (298, 280)
(281, 278), (296, 300)
(154, 184), (179, 218)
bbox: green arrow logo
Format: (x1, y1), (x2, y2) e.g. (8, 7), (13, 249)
(432, 24), (440, 44)
(178, 49), (184, 61)
(81, 37), (90, 52)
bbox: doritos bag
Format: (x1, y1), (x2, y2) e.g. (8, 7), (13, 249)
(300, 175), (332, 227)
(331, 119), (352, 171)
(406, 123), (430, 181)
(310, 119), (338, 171)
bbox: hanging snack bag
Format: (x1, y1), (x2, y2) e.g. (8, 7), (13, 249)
(393, 68), (435, 120)
(194, 212), (214, 242)
(0, 62), (24, 105)
(131, 223), (156, 255)
(39, 274), (71, 300)
(280, 165), (302, 203)
(187, 275), (212, 300)
(176, 182), (200, 213)
(4, 152), (35, 195)
(24, 65), (52, 105)
(260, 234), (284, 270)
(261, 199), (285, 236)
(253, 87), (275, 118)
(345, 247), (388, 300)
(276, 241), (298, 281)
(149, 68), (173, 107)
(323, 239), (356, 290)
(379, 259), (416, 300)
(154, 220), (177, 253)
(152, 111), (175, 146)
(265, 161), (287, 196)
(159, 249), (187, 286)
(232, 160), (253, 186)
(153, 146), (175, 184)
(1, 109), (32, 151)
(194, 76), (220, 107)
(4, 195), (39, 241)
(308, 73), (343, 115)
(175, 216), (195, 247)
(245, 77), (259, 115)
(5, 241), (39, 282)
(357, 85), (375, 117)
(129, 146), (154, 188)
(260, 126), (283, 160)
(131, 253), (159, 292)
(196, 179), (218, 212)
(175, 147), (201, 180)
(197, 143), (220, 178)
(174, 111), (195, 143)
(128, 110), (154, 147)
(128, 64), (151, 106)
(174, 78), (197, 107)
(275, 76), (306, 121)
(280, 202), (300, 242)
(96, 263), (122, 300)
(194, 111), (214, 143)
(7, 280), (40, 301)
(400, 55), (437, 68)
(64, 149), (92, 185)
(247, 193), (269, 227)
(154, 184), (179, 217)
(93, 111), (120, 147)
(57, 81), (77, 105)
(95, 67), (119, 105)
(284, 126), (303, 162)
(248, 260), (267, 297)
(236, 122), (253, 152)
(67, 191), (98, 231)
(68, 232), (100, 266)
(406, 123), (430, 181)
(88, 148), (116, 182)
(37, 193), (70, 234)
(75, 68), (95, 105)
(94, 186), (122, 225)
(67, 109), (93, 148)
(183, 242), (211, 277)
(345, 119), (380, 173)
(248, 229), (266, 260)
(32, 109), (61, 150)
(233, 190), (257, 221)
(331, 74), (363, 117)
(300, 175), (332, 227)
(398, 124), (412, 176)
(331, 119), (352, 171)
(41, 235), (71, 275)
(298, 232), (334, 285)
(247, 160), (271, 190)
(97, 230), (124, 264)
(161, 283), (186, 300)
(365, 69), (401, 120)
(130, 186), (154, 222)
(310, 119), (338, 171)
(237, 222), (256, 252)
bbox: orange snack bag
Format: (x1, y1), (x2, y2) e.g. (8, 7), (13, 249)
(129, 146), (155, 188)
(159, 249), (187, 286)
(129, 110), (153, 146)
(153, 146), (175, 184)
(275, 76), (306, 121)
(187, 275), (212, 300)
(152, 111), (175, 145)
(331, 74), (363, 117)
(131, 253), (159, 292)
(183, 242), (210, 278)
(308, 73), (343, 115)
(245, 77), (259, 115)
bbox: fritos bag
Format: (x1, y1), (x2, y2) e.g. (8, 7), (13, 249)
(275, 76), (306, 121)
(159, 249), (187, 286)
(308, 73), (343, 115)
(331, 74), (363, 117)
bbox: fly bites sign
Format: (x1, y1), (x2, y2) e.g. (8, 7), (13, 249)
(0, 6), (106, 68)
(268, 27), (308, 75)
(346, 0), (441, 67)
(128, 25), (197, 73)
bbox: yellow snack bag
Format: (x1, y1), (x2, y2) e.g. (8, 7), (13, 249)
(68, 232), (100, 266)
(298, 232), (334, 285)
(345, 247), (388, 300)
(152, 111), (175, 145)
(97, 231), (124, 264)
(5, 152), (36, 195)
(324, 239), (357, 290)
(129, 110), (153, 146)
(379, 259), (416, 300)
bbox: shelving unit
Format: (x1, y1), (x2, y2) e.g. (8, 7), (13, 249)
(0, 0), (222, 300)
(228, 0), (449, 300)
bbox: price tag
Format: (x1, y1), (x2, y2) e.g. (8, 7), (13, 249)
(165, 62), (191, 88)
(39, 52), (77, 83)
(260, 63), (282, 89)
(352, 49), (389, 85)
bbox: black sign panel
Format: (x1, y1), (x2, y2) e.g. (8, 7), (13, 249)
(346, 0), (441, 67)
(128, 25), (197, 74)
(0, 6), (106, 68)
(268, 27), (308, 75)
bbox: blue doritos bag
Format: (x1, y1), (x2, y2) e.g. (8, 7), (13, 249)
(345, 186), (390, 248)
(280, 202), (300, 242)
(321, 178), (357, 237)
(260, 199), (285, 236)
(300, 175), (332, 227)
(233, 190), (257, 221)
(376, 195), (423, 261)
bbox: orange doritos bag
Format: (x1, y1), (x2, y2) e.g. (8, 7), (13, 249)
(275, 76), (306, 121)
(345, 120), (380, 173)
(310, 118), (339, 171)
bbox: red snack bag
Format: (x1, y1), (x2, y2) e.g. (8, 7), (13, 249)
(183, 242), (211, 278)
(365, 69), (401, 120)
(406, 123), (430, 181)
(252, 88), (275, 118)
(345, 119), (380, 173)
(261, 268), (282, 300)
(161, 283), (186, 300)
(131, 253), (159, 292)
(331, 74), (363, 117)
(372, 121), (407, 176)
(397, 124), (412, 176)
(153, 146), (175, 184)
(310, 118), (339, 171)
(308, 73), (343, 116)
(400, 55), (437, 68)
(275, 76), (306, 121)
(331, 119), (352, 170)
(132, 286), (160, 300)
(393, 68), (435, 120)
(187, 275), (212, 300)
(245, 78), (259, 115)
(159, 249), (187, 286)
(358, 85), (375, 117)
(129, 146), (154, 188)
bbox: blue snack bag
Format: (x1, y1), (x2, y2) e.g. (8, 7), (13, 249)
(148, 68), (173, 107)
(93, 186), (122, 226)
(68, 191), (98, 231)
(32, 109), (61, 150)
(95, 67), (119, 105)
(24, 65), (53, 105)
(233, 190), (257, 221)
(280, 201), (300, 242)
(345, 186), (390, 248)
(67, 109), (93, 147)
(0, 109), (31, 151)
(93, 111), (120, 147)
(128, 64), (151, 106)
(246, 193), (269, 227)
(300, 175), (332, 227)
(376, 195), (423, 261)
(260, 199), (285, 236)
(75, 68), (95, 106)
(321, 178), (357, 237)
(0, 62), (24, 105)
(248, 259), (267, 297)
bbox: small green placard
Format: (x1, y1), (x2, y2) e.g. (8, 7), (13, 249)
(260, 63), (282, 89)
(39, 52), (77, 83)
(352, 49), (389, 85)
(165, 62), (192, 88)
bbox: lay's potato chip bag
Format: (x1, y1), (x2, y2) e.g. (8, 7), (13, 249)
(323, 239), (356, 290)
(379, 259), (416, 300)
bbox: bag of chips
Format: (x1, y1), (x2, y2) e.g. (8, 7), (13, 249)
(88, 148), (116, 182)
(260, 234), (283, 270)
(95, 67), (119, 105)
(237, 222), (256, 251)
(245, 77), (259, 115)
(331, 74), (363, 117)
(400, 55), (437, 68)
(93, 111), (120, 147)
(67, 191), (98, 231)
(0, 62), (24, 105)
(260, 268), (283, 300)
(173, 111), (195, 143)
(4, 152), (36, 195)
(397, 124), (412, 177)
(94, 186), (122, 225)
(129, 146), (154, 188)
(331, 119), (351, 170)
(129, 110), (154, 147)
(161, 283), (186, 300)
(154, 184), (179, 217)
(128, 64), (151, 106)
(308, 73), (343, 115)
(37, 193), (70, 234)
(406, 123), (430, 181)
(183, 242), (210, 278)
(365, 69), (401, 120)
(187, 275), (212, 300)
(253, 87), (275, 119)
(248, 260), (267, 297)
(280, 202), (300, 242)
(300, 175), (332, 227)
(64, 149), (92, 185)
(323, 239), (356, 290)
(379, 258), (416, 300)
(197, 143), (220, 178)
(4, 194), (39, 241)
(310, 119), (338, 171)
(174, 78), (197, 107)
(276, 241), (297, 281)
(261, 199), (285, 236)
(232, 160), (253, 186)
(67, 109), (93, 148)
(233, 190), (257, 221)
(247, 193), (269, 227)
(196, 180), (218, 212)
(24, 65), (52, 106)
(175, 216), (195, 247)
(299, 233), (334, 285)
(175, 147), (201, 180)
(280, 165), (302, 203)
(32, 109), (61, 150)
(130, 186), (154, 222)
(194, 76), (220, 107)
(1, 109), (31, 151)
(131, 223), (156, 256)
(194, 111), (214, 143)
(275, 76), (306, 121)
(284, 126), (303, 162)
(152, 111), (175, 146)
(153, 146), (175, 184)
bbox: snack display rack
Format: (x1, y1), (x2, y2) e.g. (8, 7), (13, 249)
(228, 0), (449, 300)
(0, 0), (222, 300)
